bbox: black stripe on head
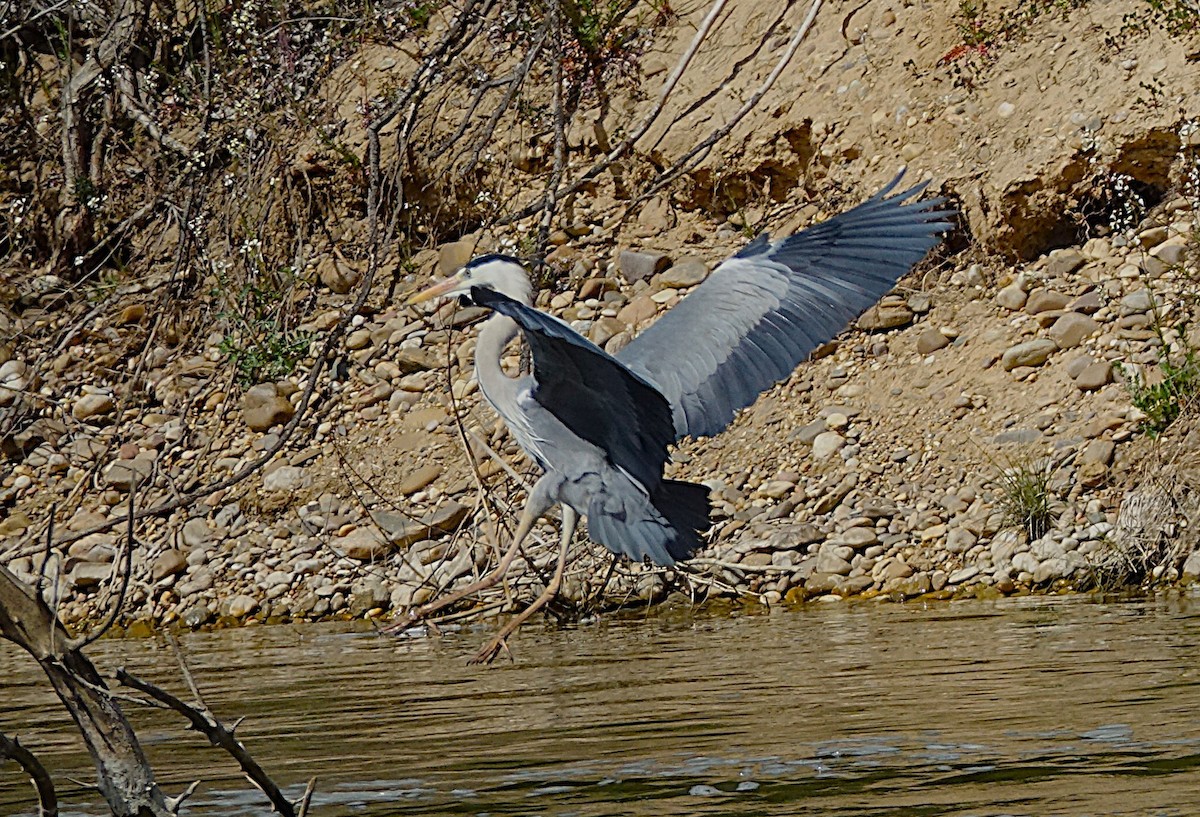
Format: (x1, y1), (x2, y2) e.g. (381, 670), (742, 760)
(466, 253), (524, 269)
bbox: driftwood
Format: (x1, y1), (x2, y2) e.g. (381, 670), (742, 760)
(0, 515), (312, 816)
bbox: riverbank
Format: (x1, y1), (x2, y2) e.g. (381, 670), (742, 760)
(6, 188), (1200, 636)
(3, 0), (1200, 636)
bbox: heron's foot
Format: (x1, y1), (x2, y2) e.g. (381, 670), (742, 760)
(378, 604), (444, 636)
(377, 613), (420, 636)
(468, 633), (511, 665)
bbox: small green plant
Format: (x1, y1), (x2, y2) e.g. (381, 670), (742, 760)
(216, 268), (312, 386)
(997, 457), (1057, 540)
(219, 322), (312, 385)
(402, 0), (435, 28)
(1117, 348), (1200, 437)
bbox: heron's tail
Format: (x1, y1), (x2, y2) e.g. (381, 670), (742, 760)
(651, 479), (712, 562)
(586, 479), (711, 566)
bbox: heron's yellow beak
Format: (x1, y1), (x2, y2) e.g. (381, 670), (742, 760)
(405, 270), (466, 305)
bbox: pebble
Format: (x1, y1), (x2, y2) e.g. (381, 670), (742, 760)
(1049, 313), (1100, 349)
(1001, 339), (1058, 371)
(811, 431), (846, 460)
(72, 392), (115, 422)
(243, 383), (296, 431)
(858, 302), (914, 331)
(619, 250), (671, 282)
(916, 327), (951, 354)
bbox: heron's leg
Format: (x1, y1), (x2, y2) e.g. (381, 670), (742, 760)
(470, 505), (577, 664)
(380, 477), (552, 635)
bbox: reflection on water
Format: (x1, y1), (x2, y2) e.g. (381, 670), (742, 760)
(3, 594), (1200, 816)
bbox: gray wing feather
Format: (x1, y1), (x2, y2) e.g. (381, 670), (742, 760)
(469, 286), (674, 492)
(618, 173), (953, 439)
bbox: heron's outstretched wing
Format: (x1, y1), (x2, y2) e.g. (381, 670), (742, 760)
(469, 286), (675, 492)
(618, 173), (954, 439)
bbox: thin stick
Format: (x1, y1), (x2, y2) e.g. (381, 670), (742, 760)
(115, 669), (297, 817)
(0, 730), (58, 817)
(73, 479), (137, 649)
(624, 0), (825, 215)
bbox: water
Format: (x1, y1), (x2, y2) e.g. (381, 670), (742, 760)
(3, 594), (1200, 816)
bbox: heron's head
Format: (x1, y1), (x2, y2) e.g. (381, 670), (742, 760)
(406, 254), (533, 307)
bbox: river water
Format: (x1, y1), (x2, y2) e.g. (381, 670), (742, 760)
(3, 594), (1200, 816)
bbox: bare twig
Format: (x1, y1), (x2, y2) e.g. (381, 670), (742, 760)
(116, 668), (299, 817)
(498, 0), (732, 226)
(73, 479), (137, 649)
(623, 0), (825, 215)
(0, 730), (58, 817)
(114, 67), (192, 156)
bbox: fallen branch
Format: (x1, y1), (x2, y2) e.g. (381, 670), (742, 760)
(116, 664), (300, 817)
(0, 730), (58, 817)
(623, 0), (825, 215)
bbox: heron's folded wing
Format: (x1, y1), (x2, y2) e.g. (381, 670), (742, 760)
(470, 286), (675, 492)
(618, 173), (954, 439)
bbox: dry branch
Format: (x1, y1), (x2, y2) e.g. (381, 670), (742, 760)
(0, 730), (57, 817)
(115, 668), (301, 817)
(0, 563), (172, 817)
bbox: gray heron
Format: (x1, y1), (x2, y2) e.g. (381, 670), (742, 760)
(390, 173), (952, 660)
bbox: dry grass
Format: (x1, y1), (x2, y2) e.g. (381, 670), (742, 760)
(1092, 399), (1200, 587)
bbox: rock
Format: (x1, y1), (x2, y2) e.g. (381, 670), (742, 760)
(1068, 291), (1103, 314)
(70, 562), (113, 589)
(0, 360), (31, 407)
(1077, 461), (1107, 488)
(1001, 339), (1057, 371)
(1012, 551), (1040, 575)
(398, 463), (442, 495)
(263, 465), (309, 492)
(1080, 439), (1115, 466)
(438, 240), (475, 275)
(180, 604), (213, 628)
(1033, 557), (1070, 584)
(1183, 550), (1200, 580)
(370, 501), (471, 550)
(1042, 248), (1086, 277)
(152, 549), (189, 581)
(1025, 289), (1071, 314)
(840, 527), (878, 548)
(1049, 313), (1099, 349)
(318, 255), (362, 293)
(811, 431), (845, 461)
(948, 565), (979, 584)
(858, 302), (914, 331)
(393, 348), (437, 373)
(350, 577), (390, 615)
(1119, 289), (1155, 315)
(181, 518), (211, 547)
(887, 571), (931, 598)
(619, 250), (671, 282)
(1150, 238), (1188, 265)
(104, 453), (155, 490)
(657, 260), (708, 288)
(916, 327), (951, 354)
(814, 549), (852, 575)
(72, 392), (115, 423)
(340, 527), (391, 560)
(176, 569), (214, 596)
(616, 295), (657, 326)
(945, 528), (977, 553)
(227, 594), (259, 618)
(1074, 361), (1112, 391)
(243, 383), (295, 431)
(996, 284), (1027, 310)
(803, 572), (846, 595)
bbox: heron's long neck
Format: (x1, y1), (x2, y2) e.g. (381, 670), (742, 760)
(475, 313), (522, 417)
